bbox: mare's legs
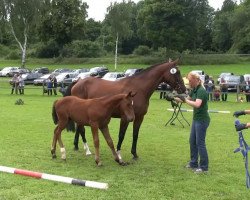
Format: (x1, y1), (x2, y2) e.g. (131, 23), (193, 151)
(74, 125), (91, 155)
(131, 116), (144, 159)
(73, 127), (80, 150)
(100, 126), (126, 165)
(90, 124), (101, 166)
(116, 119), (129, 160)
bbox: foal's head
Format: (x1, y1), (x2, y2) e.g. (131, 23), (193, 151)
(162, 60), (186, 94)
(119, 91), (136, 122)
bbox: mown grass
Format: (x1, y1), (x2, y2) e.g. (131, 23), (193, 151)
(0, 81), (250, 199)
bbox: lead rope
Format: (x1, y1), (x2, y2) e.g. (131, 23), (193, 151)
(234, 119), (250, 188)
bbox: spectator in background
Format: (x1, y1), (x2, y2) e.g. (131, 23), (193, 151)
(46, 77), (53, 96)
(51, 75), (58, 95)
(160, 82), (168, 99)
(220, 77), (228, 101)
(205, 76), (214, 101)
(244, 77), (250, 102)
(18, 74), (24, 95)
(10, 74), (19, 94)
(213, 88), (220, 101)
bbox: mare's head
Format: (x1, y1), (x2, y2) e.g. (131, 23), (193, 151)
(162, 60), (186, 94)
(119, 91), (136, 122)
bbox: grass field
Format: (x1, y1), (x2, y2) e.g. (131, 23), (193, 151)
(0, 82), (250, 200)
(1, 61), (250, 200)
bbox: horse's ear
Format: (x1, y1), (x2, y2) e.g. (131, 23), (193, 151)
(128, 91), (136, 97)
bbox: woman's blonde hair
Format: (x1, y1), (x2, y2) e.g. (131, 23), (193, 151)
(187, 72), (205, 88)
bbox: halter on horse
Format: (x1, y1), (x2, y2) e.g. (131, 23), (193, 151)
(65, 60), (186, 160)
(51, 92), (135, 166)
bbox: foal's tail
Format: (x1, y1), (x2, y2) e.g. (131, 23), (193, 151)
(66, 119), (75, 132)
(52, 100), (58, 125)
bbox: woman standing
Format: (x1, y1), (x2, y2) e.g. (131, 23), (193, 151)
(175, 72), (210, 173)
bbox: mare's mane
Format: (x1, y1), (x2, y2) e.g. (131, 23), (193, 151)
(125, 60), (175, 79)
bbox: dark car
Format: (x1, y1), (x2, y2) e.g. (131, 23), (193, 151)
(21, 72), (43, 85)
(89, 66), (109, 78)
(32, 67), (49, 74)
(124, 68), (143, 77)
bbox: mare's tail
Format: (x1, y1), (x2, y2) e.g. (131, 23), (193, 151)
(64, 81), (78, 97)
(52, 100), (58, 125)
(66, 119), (76, 132)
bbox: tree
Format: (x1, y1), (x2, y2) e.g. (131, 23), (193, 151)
(1, 0), (41, 67)
(104, 0), (135, 69)
(230, 0), (250, 53)
(38, 0), (88, 55)
(137, 0), (213, 52)
(211, 0), (237, 52)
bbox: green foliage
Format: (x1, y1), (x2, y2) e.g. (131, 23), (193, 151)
(35, 41), (60, 58)
(133, 45), (151, 55)
(1, 80), (250, 199)
(0, 44), (10, 57)
(38, 0), (88, 48)
(6, 50), (20, 60)
(62, 40), (104, 58)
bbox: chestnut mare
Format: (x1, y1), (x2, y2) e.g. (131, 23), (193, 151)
(65, 60), (186, 160)
(51, 92), (135, 166)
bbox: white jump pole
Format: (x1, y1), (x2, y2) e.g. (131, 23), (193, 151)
(0, 165), (108, 190)
(167, 108), (230, 114)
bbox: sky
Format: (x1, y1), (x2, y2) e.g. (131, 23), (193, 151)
(83, 0), (228, 22)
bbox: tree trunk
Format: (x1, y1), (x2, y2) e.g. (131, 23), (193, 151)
(114, 32), (119, 71)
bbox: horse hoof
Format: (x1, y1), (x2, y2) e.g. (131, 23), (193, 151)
(96, 162), (103, 167)
(74, 147), (79, 151)
(52, 155), (57, 159)
(132, 155), (139, 160)
(119, 161), (129, 166)
(85, 151), (92, 156)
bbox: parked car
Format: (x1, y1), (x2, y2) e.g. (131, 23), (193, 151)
(217, 72), (234, 84)
(89, 66), (109, 78)
(244, 74), (250, 82)
(61, 73), (79, 86)
(21, 72), (43, 85)
(32, 67), (49, 74)
(33, 74), (52, 86)
(9, 68), (30, 77)
(56, 72), (77, 86)
(0, 67), (20, 77)
(72, 68), (90, 74)
(223, 75), (245, 91)
(72, 72), (96, 82)
(51, 68), (73, 76)
(124, 68), (143, 77)
(102, 72), (125, 81)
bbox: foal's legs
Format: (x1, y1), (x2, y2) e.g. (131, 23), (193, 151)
(100, 126), (126, 165)
(57, 133), (66, 160)
(51, 122), (67, 160)
(51, 126), (64, 159)
(90, 125), (101, 166)
(116, 119), (129, 160)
